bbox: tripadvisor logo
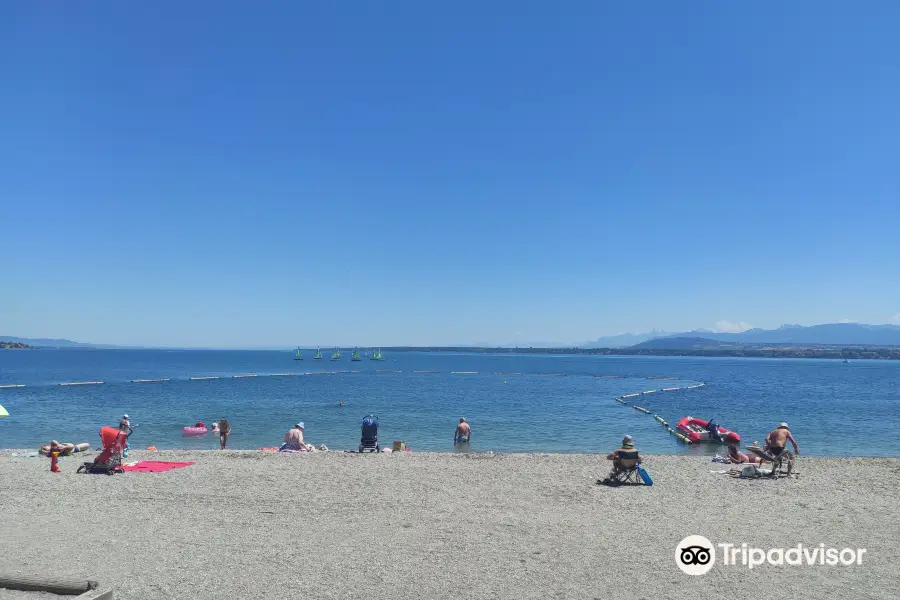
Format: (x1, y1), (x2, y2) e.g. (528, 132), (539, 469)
(676, 536), (867, 575)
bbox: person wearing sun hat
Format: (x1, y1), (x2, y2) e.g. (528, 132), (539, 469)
(282, 422), (310, 451)
(606, 435), (638, 460)
(765, 422), (799, 458)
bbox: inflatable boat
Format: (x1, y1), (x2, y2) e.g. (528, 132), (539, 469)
(675, 416), (740, 444)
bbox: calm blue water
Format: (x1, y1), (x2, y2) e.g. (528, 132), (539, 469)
(1, 350), (898, 456)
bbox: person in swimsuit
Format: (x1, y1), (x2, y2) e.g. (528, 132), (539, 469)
(281, 422), (311, 451)
(727, 443), (761, 465)
(607, 435), (640, 467)
(218, 418), (231, 449)
(765, 422), (799, 458)
(454, 417), (471, 445)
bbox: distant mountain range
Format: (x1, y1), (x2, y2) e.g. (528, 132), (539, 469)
(0, 336), (119, 349)
(585, 323), (900, 348)
(7, 322), (900, 351)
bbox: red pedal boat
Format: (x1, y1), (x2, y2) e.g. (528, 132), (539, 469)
(676, 416), (740, 444)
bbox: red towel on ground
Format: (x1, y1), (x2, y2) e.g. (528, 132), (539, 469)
(122, 461), (194, 473)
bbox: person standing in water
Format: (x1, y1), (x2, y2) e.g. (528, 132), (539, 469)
(218, 418), (231, 450)
(454, 417), (471, 445)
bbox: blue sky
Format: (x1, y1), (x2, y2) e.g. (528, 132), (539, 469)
(2, 1), (899, 348)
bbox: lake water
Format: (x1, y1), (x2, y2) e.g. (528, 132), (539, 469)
(1, 350), (898, 456)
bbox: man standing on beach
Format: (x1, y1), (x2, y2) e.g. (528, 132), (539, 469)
(454, 417), (471, 445)
(218, 418), (231, 450)
(765, 422), (799, 458)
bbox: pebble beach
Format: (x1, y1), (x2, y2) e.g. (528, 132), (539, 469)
(1, 451), (898, 600)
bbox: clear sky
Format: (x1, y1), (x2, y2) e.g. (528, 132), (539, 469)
(2, 1), (899, 348)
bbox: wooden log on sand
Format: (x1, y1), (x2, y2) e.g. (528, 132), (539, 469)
(0, 574), (98, 595)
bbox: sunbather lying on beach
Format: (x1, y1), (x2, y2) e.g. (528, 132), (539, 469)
(727, 443), (761, 465)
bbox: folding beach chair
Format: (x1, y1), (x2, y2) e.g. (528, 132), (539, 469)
(746, 445), (794, 477)
(600, 450), (643, 486)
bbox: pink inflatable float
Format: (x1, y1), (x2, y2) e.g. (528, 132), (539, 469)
(183, 422), (209, 436)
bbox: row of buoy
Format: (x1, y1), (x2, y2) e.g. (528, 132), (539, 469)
(669, 427), (693, 444)
(612, 381), (709, 445)
(2, 374), (708, 390)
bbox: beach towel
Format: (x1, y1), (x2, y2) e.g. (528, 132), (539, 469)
(730, 464), (774, 479)
(711, 455), (730, 464)
(121, 461), (194, 473)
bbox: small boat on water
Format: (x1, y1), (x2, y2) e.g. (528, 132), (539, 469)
(294, 347), (304, 360)
(843, 359), (850, 363)
(351, 347), (361, 361)
(313, 347), (323, 360)
(675, 416), (740, 444)
(330, 348), (342, 361)
(371, 348), (385, 361)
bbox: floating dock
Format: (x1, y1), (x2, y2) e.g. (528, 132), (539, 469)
(130, 379), (169, 383)
(58, 381), (104, 386)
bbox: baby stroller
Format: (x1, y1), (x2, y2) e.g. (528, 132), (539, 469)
(77, 426), (128, 475)
(359, 415), (380, 453)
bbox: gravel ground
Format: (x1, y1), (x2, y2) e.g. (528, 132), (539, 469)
(1, 450), (897, 600)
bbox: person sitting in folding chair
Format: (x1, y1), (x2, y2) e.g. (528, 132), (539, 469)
(601, 435), (643, 485)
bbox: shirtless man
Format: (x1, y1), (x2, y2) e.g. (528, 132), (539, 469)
(454, 417), (471, 445)
(282, 422), (310, 451)
(765, 422), (799, 458)
(606, 435), (640, 466)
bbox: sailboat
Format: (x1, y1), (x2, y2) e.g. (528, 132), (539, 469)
(371, 348), (385, 361)
(351, 347), (361, 361)
(330, 347), (342, 361)
(294, 347), (304, 360)
(313, 347), (323, 360)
